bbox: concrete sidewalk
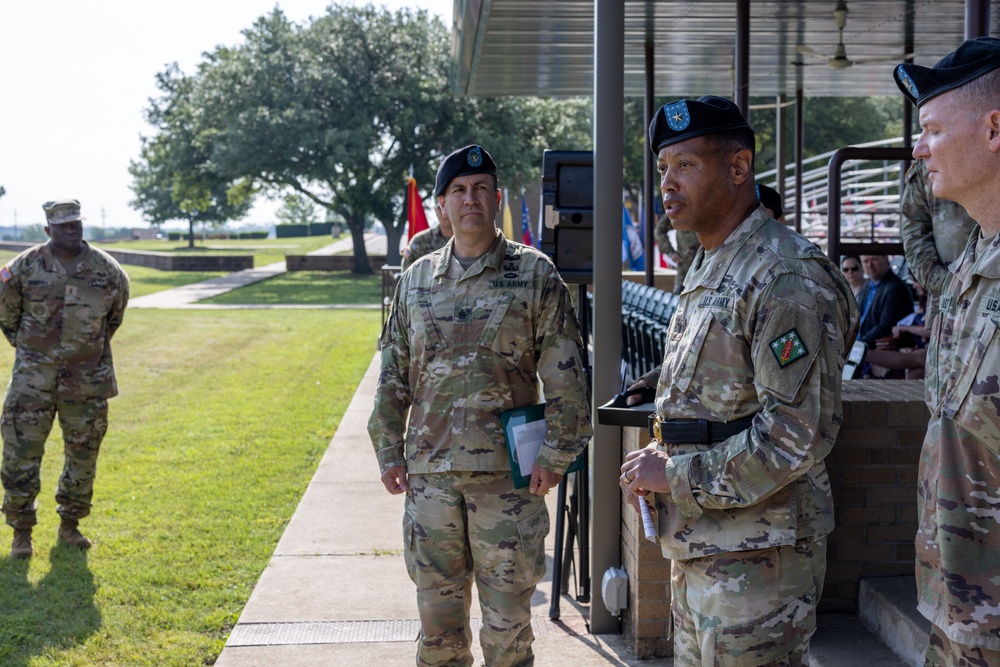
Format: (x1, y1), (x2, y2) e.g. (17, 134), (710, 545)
(214, 354), (664, 666)
(129, 233), (388, 309)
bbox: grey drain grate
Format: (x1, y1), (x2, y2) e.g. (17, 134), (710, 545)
(227, 615), (582, 646)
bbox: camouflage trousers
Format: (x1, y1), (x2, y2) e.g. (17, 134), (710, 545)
(671, 536), (827, 667)
(403, 472), (549, 667)
(1, 392), (109, 530)
(925, 624), (1000, 667)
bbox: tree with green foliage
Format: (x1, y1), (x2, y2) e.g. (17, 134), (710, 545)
(157, 5), (589, 272)
(129, 66), (253, 249)
(276, 193), (320, 225)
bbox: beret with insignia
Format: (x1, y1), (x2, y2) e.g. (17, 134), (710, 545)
(42, 199), (85, 225)
(434, 144), (498, 197)
(648, 95), (751, 154)
(894, 37), (1000, 107)
(756, 183), (783, 219)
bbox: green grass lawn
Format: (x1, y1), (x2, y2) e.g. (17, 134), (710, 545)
(201, 271), (383, 305)
(0, 308), (381, 666)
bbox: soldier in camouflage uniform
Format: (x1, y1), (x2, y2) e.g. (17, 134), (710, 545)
(620, 97), (858, 666)
(401, 201), (453, 271)
(0, 199), (129, 558)
(369, 145), (592, 667)
(899, 158), (978, 321)
(654, 213), (699, 294)
(893, 38), (1000, 666)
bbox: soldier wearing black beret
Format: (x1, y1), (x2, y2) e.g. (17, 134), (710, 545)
(370, 143), (592, 665)
(621, 96), (858, 664)
(893, 37), (1000, 667)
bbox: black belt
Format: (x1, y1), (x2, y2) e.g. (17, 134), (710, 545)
(647, 415), (755, 444)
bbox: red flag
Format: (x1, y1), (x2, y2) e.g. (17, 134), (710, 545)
(407, 177), (429, 241)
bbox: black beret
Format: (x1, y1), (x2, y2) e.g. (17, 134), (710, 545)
(434, 144), (497, 197)
(649, 95), (751, 154)
(894, 37), (1000, 107)
(756, 183), (783, 219)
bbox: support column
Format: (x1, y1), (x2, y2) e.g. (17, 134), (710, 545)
(644, 41), (656, 287)
(776, 94), (788, 205)
(794, 88), (804, 234)
(591, 0), (625, 635)
(965, 0), (990, 39)
(735, 0), (750, 119)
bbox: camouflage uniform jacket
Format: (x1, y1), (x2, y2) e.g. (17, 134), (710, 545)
(0, 241), (129, 401)
(654, 213), (700, 293)
(369, 229), (592, 475)
(918, 230), (1000, 649)
(900, 160), (978, 320)
(653, 207), (859, 560)
(401, 225), (449, 271)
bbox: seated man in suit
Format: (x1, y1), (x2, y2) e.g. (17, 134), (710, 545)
(855, 255), (913, 349)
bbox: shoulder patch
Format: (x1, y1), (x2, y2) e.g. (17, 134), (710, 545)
(0, 265), (11, 283)
(769, 328), (809, 368)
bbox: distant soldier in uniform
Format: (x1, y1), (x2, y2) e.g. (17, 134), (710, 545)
(893, 37), (1000, 666)
(400, 201), (453, 271)
(369, 145), (592, 667)
(0, 199), (129, 558)
(654, 212), (699, 294)
(620, 97), (858, 666)
(756, 182), (785, 222)
(900, 158), (978, 321)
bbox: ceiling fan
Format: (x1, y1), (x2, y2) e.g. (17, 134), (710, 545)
(794, 0), (912, 69)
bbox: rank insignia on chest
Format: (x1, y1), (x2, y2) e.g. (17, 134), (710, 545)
(0, 266), (10, 284)
(769, 328), (808, 368)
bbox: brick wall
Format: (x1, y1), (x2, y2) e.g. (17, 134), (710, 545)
(620, 426), (673, 658)
(285, 254), (386, 272)
(617, 379), (928, 654)
(0, 242), (253, 272)
(822, 379), (927, 612)
(103, 249), (253, 272)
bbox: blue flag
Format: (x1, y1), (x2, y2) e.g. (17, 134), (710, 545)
(622, 203), (644, 270)
(520, 194), (533, 246)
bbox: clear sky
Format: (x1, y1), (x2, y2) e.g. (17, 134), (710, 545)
(0, 1), (452, 232)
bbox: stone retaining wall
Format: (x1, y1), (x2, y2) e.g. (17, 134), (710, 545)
(0, 243), (253, 272)
(102, 249), (253, 272)
(285, 254), (386, 273)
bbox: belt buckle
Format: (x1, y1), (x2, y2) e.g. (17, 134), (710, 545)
(653, 417), (662, 443)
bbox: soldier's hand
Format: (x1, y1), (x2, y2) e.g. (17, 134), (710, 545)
(620, 444), (671, 512)
(625, 376), (653, 406)
(380, 466), (409, 494)
(529, 463), (562, 496)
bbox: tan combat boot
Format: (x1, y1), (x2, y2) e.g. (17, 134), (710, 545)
(10, 529), (33, 559)
(58, 518), (92, 549)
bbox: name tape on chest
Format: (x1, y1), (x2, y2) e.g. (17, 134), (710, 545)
(697, 295), (733, 310)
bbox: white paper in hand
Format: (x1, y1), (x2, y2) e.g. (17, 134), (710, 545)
(638, 495), (657, 543)
(511, 419), (547, 477)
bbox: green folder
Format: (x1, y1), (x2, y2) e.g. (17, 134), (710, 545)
(501, 404), (586, 489)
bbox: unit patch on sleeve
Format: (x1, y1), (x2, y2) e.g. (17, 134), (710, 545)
(0, 265), (10, 284)
(769, 328), (808, 368)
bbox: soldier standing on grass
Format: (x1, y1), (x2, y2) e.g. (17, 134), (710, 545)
(620, 97), (858, 665)
(892, 38), (1000, 666)
(0, 199), (129, 559)
(369, 144), (592, 667)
